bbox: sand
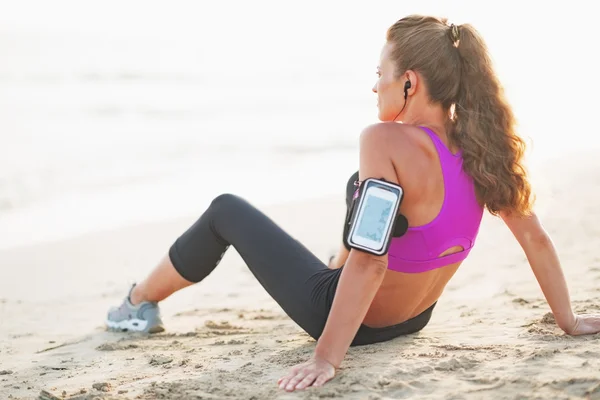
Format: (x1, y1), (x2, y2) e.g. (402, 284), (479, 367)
(1, 150), (600, 400)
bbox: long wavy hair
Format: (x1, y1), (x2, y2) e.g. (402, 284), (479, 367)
(387, 15), (534, 216)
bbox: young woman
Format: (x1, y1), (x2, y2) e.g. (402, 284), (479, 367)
(106, 15), (600, 392)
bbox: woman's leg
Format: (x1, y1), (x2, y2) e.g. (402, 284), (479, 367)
(129, 254), (193, 305)
(165, 193), (339, 338)
(109, 193), (337, 338)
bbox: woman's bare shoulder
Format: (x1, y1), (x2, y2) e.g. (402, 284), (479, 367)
(360, 123), (436, 154)
(359, 123), (438, 179)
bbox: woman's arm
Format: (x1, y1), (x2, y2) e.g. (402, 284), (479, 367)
(278, 124), (406, 391)
(316, 249), (388, 358)
(501, 211), (600, 334)
(501, 211), (576, 331)
(317, 125), (401, 362)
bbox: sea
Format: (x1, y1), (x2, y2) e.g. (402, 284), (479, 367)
(1, 0), (598, 250)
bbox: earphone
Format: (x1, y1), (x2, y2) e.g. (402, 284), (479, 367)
(393, 79), (412, 121)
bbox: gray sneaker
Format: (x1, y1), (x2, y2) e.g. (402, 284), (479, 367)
(106, 284), (165, 333)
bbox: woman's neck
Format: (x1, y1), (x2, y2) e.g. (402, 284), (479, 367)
(401, 102), (450, 138)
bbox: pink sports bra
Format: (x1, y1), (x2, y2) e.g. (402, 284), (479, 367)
(387, 127), (484, 273)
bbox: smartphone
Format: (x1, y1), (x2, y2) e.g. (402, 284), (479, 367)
(346, 178), (403, 256)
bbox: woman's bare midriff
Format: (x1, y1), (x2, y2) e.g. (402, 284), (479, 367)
(363, 256), (462, 328)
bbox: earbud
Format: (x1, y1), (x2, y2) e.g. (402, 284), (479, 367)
(394, 79), (412, 122)
(403, 80), (411, 99)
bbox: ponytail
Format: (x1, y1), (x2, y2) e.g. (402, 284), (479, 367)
(452, 24), (534, 216)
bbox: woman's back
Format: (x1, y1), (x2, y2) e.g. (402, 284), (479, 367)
(362, 123), (482, 327)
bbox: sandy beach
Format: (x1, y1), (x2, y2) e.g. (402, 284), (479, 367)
(3, 2), (600, 399)
(0, 149), (599, 400)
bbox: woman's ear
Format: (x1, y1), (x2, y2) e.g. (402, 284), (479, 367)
(404, 70), (418, 96)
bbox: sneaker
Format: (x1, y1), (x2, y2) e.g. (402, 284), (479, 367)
(106, 284), (165, 333)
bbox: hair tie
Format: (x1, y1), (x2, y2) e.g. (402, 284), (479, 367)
(449, 23), (460, 45)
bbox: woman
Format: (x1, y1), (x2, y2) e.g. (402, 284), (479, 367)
(106, 15), (600, 392)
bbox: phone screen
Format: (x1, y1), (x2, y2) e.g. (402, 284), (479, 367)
(355, 195), (394, 242)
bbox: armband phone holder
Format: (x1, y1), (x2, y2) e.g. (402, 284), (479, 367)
(343, 177), (406, 256)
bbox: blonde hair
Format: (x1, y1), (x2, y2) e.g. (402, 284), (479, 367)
(387, 15), (533, 216)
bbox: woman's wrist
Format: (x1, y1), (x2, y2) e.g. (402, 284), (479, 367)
(555, 310), (577, 334)
(314, 342), (343, 369)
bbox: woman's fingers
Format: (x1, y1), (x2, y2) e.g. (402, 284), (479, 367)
(278, 363), (305, 388)
(295, 373), (318, 390)
(313, 372), (332, 387)
(284, 370), (308, 391)
(278, 372), (296, 390)
(278, 358), (336, 391)
(572, 314), (600, 335)
(585, 315), (600, 333)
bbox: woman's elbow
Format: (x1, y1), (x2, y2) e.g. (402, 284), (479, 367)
(524, 231), (553, 250)
(348, 250), (388, 275)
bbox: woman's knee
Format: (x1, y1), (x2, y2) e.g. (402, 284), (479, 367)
(211, 193), (242, 206)
(206, 193), (253, 228)
(209, 193), (246, 215)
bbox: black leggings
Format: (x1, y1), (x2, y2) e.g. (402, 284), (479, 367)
(169, 192), (435, 346)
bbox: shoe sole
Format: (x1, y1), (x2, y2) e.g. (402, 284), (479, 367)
(105, 318), (165, 334)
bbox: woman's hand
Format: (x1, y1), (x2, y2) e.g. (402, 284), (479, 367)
(327, 254), (337, 269)
(328, 242), (349, 270)
(565, 314), (600, 335)
(277, 356), (336, 392)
